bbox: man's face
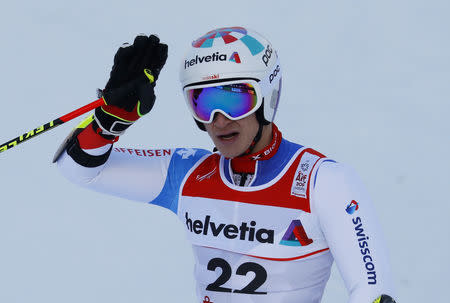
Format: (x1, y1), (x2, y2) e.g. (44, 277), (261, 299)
(204, 112), (259, 158)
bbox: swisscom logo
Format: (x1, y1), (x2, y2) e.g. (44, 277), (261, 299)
(345, 200), (377, 285)
(192, 27), (265, 56)
(346, 200), (359, 214)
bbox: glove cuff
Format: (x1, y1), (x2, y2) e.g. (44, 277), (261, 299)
(94, 106), (134, 136)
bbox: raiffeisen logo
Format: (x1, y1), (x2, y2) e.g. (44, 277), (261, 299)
(185, 52), (227, 69)
(185, 212), (274, 244)
(192, 27), (265, 56)
(346, 200), (359, 214)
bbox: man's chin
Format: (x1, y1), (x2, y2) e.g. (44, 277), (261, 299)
(214, 146), (243, 159)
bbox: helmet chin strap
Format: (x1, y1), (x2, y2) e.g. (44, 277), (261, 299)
(240, 122), (264, 157)
(240, 103), (268, 157)
(212, 103), (268, 156)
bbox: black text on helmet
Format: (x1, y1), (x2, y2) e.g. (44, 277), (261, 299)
(269, 65), (281, 83)
(262, 44), (273, 66)
(185, 52), (227, 69)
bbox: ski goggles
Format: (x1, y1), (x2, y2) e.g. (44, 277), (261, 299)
(183, 79), (263, 124)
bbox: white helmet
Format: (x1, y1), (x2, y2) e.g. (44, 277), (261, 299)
(180, 26), (282, 129)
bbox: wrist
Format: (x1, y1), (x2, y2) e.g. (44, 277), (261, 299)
(94, 106), (137, 138)
(78, 121), (118, 150)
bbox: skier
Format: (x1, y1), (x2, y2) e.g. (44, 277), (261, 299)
(55, 27), (397, 303)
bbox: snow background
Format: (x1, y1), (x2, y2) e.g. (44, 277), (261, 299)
(0, 0), (448, 302)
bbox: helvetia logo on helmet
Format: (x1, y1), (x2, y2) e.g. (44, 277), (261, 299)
(185, 212), (274, 244)
(229, 52), (241, 63)
(185, 52), (228, 69)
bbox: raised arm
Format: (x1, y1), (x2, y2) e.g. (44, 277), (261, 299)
(55, 34), (173, 204)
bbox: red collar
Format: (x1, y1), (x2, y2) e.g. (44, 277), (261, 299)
(231, 124), (282, 174)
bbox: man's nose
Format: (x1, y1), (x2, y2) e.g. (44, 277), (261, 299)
(212, 112), (232, 128)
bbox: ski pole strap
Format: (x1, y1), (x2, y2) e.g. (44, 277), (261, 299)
(53, 114), (116, 165)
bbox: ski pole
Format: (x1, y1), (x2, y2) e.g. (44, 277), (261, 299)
(0, 98), (105, 153)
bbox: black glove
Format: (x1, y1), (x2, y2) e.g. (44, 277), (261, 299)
(373, 294), (397, 303)
(94, 34), (168, 136)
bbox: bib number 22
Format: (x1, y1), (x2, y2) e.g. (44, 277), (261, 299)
(206, 258), (267, 295)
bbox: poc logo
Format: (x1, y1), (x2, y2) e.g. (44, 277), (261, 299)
(269, 65), (280, 83)
(262, 44), (273, 66)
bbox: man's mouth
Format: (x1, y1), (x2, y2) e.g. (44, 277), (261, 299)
(218, 132), (239, 140)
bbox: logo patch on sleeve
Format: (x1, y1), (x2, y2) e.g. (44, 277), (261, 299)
(291, 152), (320, 198)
